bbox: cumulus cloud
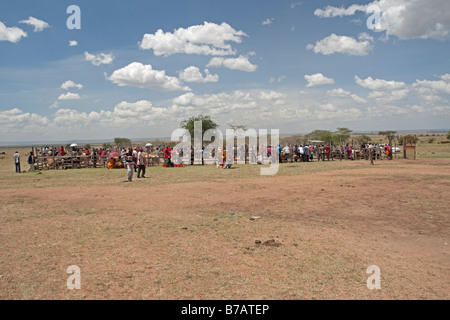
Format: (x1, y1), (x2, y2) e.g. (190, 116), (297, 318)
(307, 33), (374, 56)
(413, 74), (450, 94)
(314, 0), (450, 41)
(327, 88), (367, 103)
(84, 52), (114, 66)
(69, 40), (78, 46)
(206, 55), (258, 72)
(107, 62), (191, 91)
(61, 80), (83, 90)
(355, 75), (407, 91)
(58, 92), (81, 100)
(139, 21), (247, 56)
(178, 66), (219, 83)
(314, 4), (367, 18)
(0, 108), (48, 134)
(19, 17), (49, 32)
(0, 21), (27, 43)
(171, 90), (287, 116)
(305, 73), (335, 87)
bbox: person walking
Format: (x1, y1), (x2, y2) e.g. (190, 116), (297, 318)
(13, 151), (21, 173)
(27, 151), (35, 172)
(137, 148), (146, 178)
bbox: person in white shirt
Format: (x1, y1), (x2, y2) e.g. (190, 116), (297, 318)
(13, 151), (21, 173)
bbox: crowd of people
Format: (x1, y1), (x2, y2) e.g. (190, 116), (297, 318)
(11, 141), (395, 179)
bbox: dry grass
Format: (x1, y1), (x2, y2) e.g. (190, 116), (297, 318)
(0, 145), (449, 300)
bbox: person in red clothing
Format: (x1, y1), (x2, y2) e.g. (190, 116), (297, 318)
(324, 143), (331, 161)
(164, 145), (172, 166)
(59, 146), (66, 156)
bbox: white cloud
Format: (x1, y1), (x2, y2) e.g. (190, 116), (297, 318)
(314, 4), (367, 18)
(367, 105), (408, 118)
(0, 108), (48, 134)
(351, 94), (368, 104)
(69, 40), (78, 47)
(178, 66), (219, 83)
(314, 0), (450, 41)
(206, 55), (258, 72)
(307, 33), (373, 56)
(305, 73), (335, 87)
(355, 76), (407, 91)
(139, 21), (247, 56)
(327, 88), (351, 97)
(58, 92), (81, 100)
(84, 52), (114, 66)
(413, 74), (450, 94)
(327, 88), (368, 103)
(368, 89), (409, 103)
(171, 90), (286, 116)
(107, 62), (191, 91)
(0, 21), (27, 43)
(291, 2), (302, 9)
(61, 80), (83, 90)
(262, 18), (274, 26)
(19, 16), (49, 32)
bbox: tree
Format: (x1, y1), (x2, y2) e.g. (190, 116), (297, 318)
(306, 130), (338, 145)
(379, 131), (397, 145)
(335, 127), (352, 146)
(447, 130), (450, 140)
(102, 142), (113, 149)
(114, 138), (132, 149)
(180, 114), (219, 142)
(355, 135), (371, 145)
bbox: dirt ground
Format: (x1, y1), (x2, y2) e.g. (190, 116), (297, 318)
(0, 155), (449, 300)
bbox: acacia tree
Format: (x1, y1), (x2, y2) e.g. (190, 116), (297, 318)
(114, 138), (132, 149)
(180, 114), (220, 141)
(335, 127), (352, 146)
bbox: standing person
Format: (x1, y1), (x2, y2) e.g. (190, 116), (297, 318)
(324, 144), (331, 161)
(346, 144), (353, 160)
(27, 151), (35, 172)
(132, 148), (138, 172)
(13, 151), (21, 173)
(137, 148), (146, 178)
(92, 148), (97, 168)
(368, 143), (375, 165)
(125, 149), (135, 182)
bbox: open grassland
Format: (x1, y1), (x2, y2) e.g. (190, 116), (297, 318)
(0, 145), (449, 300)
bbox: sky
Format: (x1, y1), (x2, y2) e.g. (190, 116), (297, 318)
(0, 0), (449, 143)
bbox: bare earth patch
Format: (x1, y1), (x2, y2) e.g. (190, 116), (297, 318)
(0, 157), (449, 300)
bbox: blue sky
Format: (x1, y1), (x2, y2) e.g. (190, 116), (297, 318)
(1, 0), (449, 143)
